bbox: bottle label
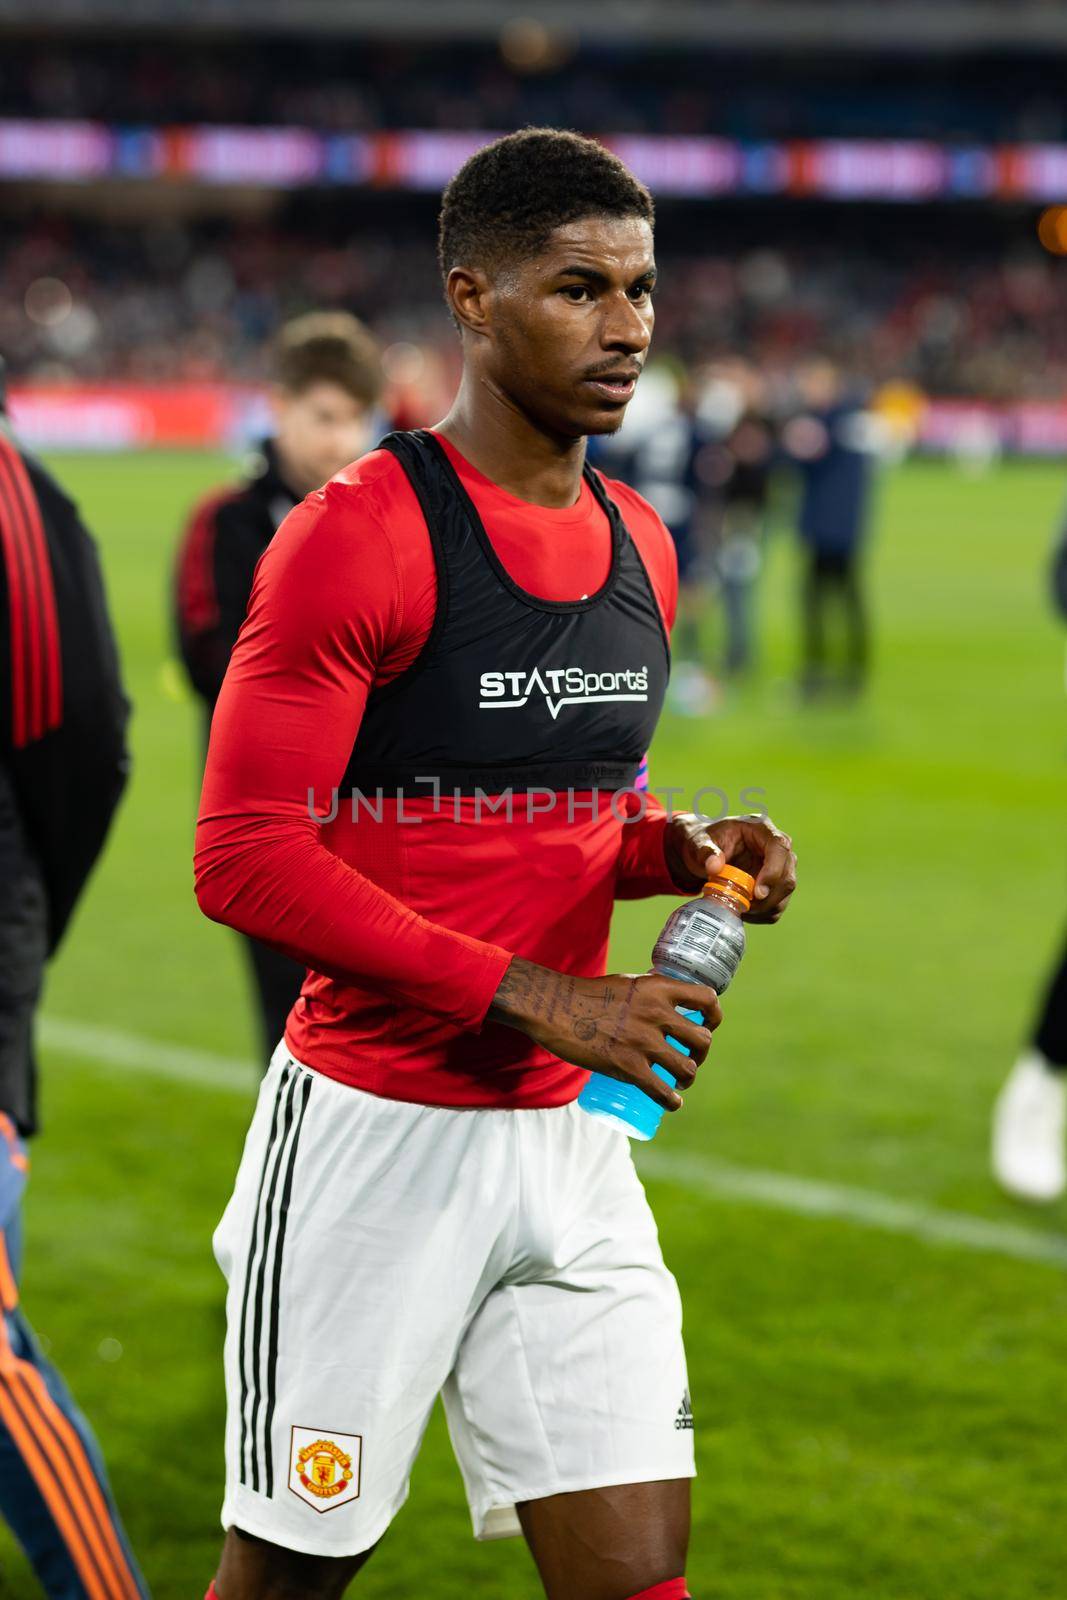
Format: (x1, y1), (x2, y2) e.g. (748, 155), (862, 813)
(656, 907), (745, 986)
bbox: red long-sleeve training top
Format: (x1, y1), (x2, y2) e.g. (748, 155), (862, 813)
(194, 433), (684, 1107)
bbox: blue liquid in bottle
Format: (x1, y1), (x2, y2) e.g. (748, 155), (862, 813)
(578, 869), (753, 1140)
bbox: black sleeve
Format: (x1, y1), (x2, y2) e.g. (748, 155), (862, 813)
(171, 492), (264, 706)
(1, 450), (131, 954)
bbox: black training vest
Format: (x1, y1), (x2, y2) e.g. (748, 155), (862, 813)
(341, 429), (670, 797)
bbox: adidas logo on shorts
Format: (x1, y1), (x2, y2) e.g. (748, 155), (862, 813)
(675, 1390), (694, 1430)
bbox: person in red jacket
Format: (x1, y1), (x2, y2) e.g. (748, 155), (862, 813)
(195, 130), (796, 1600)
(173, 312), (383, 1064)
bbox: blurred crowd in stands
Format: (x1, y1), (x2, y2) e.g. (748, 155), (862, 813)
(2, 34), (1066, 143)
(2, 211), (1063, 402)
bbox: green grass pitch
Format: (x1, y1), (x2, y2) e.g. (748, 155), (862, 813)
(1, 450), (1065, 1598)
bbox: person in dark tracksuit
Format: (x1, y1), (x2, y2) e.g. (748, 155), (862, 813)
(0, 371), (148, 1598)
(784, 358), (877, 698)
(713, 400), (774, 678)
(172, 313), (382, 1066)
(992, 520), (1067, 1202)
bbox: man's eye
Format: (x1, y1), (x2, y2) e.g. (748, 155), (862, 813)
(560, 285), (593, 302)
(630, 284), (653, 301)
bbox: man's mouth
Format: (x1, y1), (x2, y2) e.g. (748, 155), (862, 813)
(584, 370), (640, 404)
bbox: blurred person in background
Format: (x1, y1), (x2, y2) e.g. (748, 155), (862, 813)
(0, 363), (148, 1598)
(594, 360), (719, 717)
(695, 359), (775, 680)
(173, 312), (383, 1066)
(991, 521), (1067, 1202)
(783, 356), (877, 699)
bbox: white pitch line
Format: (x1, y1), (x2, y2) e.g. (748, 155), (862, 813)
(39, 1015), (253, 1095)
(637, 1149), (1067, 1270)
(39, 1014), (1067, 1271)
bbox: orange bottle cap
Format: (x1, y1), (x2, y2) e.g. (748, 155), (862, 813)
(702, 864), (756, 912)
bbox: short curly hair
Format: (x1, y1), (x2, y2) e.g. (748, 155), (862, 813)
(438, 127), (654, 281)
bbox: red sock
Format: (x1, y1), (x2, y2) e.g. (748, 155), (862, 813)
(627, 1582), (691, 1600)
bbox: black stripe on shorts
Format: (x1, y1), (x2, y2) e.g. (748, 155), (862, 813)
(239, 1061), (314, 1493)
(237, 1062), (291, 1487)
(262, 1071), (313, 1495)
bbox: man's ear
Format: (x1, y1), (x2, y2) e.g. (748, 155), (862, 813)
(446, 266), (493, 338)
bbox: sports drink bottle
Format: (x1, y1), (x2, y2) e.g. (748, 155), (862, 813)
(577, 864), (756, 1140)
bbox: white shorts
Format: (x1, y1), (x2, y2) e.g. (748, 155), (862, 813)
(213, 1043), (695, 1558)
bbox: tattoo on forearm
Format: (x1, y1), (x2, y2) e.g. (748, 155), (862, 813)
(492, 961), (641, 1055)
(608, 977), (638, 1049)
(545, 974), (573, 1027)
(491, 960), (572, 1026)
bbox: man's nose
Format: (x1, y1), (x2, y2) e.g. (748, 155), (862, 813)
(601, 293), (652, 353)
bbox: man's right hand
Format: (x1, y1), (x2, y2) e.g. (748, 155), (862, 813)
(487, 957), (722, 1111)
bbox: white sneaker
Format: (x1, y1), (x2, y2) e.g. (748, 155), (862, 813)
(992, 1052), (1066, 1203)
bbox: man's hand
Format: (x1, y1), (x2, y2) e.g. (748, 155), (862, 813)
(664, 812), (797, 924)
(487, 959), (723, 1112)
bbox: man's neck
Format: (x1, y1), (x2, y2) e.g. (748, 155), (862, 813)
(437, 371), (587, 509)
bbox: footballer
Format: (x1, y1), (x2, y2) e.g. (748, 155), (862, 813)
(195, 129), (796, 1600)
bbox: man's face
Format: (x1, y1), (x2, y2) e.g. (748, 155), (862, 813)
(273, 380), (374, 495)
(482, 216), (656, 440)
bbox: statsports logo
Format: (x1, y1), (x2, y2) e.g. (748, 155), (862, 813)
(479, 665), (649, 721)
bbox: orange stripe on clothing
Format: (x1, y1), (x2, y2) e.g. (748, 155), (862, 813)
(0, 1112), (29, 1173)
(19, 1360), (142, 1600)
(0, 1350), (112, 1600)
(0, 1229), (18, 1313)
(0, 1313), (139, 1599)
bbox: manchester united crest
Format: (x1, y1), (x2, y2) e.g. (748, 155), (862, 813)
(288, 1425), (362, 1512)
